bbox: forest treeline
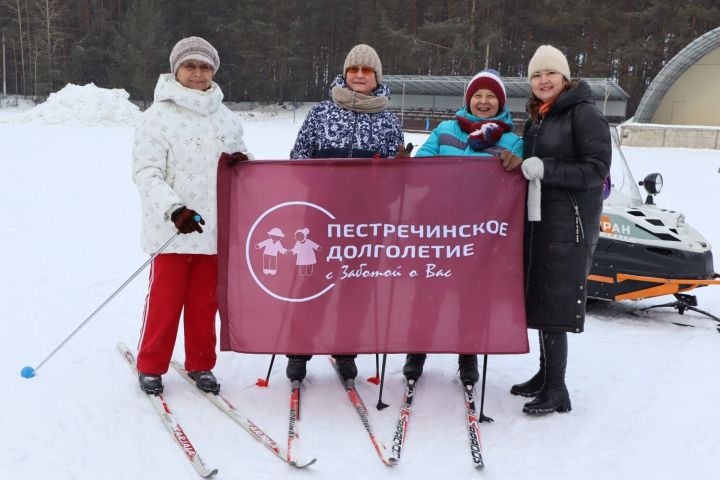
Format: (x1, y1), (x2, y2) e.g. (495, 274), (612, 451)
(1, 0), (719, 112)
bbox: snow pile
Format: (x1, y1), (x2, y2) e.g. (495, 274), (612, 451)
(5, 83), (141, 126)
(0, 95), (36, 110)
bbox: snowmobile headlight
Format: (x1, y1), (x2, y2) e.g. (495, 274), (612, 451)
(639, 173), (663, 205)
(640, 173), (663, 195)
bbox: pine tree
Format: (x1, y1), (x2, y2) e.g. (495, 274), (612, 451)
(108, 0), (169, 105)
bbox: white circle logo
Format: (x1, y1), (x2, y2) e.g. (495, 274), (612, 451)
(245, 201), (336, 302)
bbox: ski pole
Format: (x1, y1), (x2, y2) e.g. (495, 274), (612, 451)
(20, 227), (188, 379)
(256, 354), (276, 387)
(367, 353), (381, 384)
(376, 353), (389, 410)
(479, 354), (494, 423)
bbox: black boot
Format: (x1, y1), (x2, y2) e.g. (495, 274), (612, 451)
(188, 370), (220, 394)
(138, 372), (163, 395)
(523, 332), (572, 415)
(333, 355), (358, 380)
(458, 354), (479, 385)
(403, 354), (427, 381)
(511, 330), (545, 397)
(286, 355), (311, 382)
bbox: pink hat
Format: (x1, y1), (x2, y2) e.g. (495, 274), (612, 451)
(464, 69), (507, 113)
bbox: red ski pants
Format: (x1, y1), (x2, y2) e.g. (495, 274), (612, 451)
(137, 254), (218, 375)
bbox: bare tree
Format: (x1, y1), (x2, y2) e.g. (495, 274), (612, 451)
(2, 0), (27, 95)
(34, 0), (64, 91)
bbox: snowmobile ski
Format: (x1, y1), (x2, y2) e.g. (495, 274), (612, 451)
(462, 383), (485, 469)
(388, 379), (417, 464)
(117, 343), (218, 478)
(170, 361), (316, 469)
(328, 357), (394, 466)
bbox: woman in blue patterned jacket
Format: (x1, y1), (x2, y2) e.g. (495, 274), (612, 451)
(290, 44), (404, 160)
(287, 44), (405, 384)
(404, 69), (524, 386)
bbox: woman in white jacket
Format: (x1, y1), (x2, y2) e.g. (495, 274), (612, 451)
(132, 36), (252, 395)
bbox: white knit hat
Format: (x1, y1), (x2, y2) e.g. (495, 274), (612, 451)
(170, 36), (220, 74)
(527, 45), (571, 82)
(343, 44), (382, 83)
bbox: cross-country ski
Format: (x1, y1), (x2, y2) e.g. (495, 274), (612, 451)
(117, 343), (218, 477)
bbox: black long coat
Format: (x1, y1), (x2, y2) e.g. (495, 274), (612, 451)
(522, 81), (611, 333)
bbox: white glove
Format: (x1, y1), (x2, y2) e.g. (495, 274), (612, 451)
(521, 156), (544, 181)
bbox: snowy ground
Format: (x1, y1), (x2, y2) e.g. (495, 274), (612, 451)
(1, 92), (720, 480)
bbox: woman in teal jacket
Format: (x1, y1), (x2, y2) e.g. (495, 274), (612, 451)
(416, 69), (523, 159)
(405, 69), (523, 385)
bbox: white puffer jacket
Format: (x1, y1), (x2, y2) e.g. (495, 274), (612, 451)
(132, 74), (252, 255)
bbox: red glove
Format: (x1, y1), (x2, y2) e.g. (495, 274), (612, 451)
(171, 207), (204, 234)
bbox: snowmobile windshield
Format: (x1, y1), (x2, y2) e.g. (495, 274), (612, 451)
(606, 128), (643, 207)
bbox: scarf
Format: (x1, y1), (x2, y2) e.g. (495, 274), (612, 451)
(331, 85), (389, 114)
(539, 101), (554, 118)
(456, 115), (512, 151)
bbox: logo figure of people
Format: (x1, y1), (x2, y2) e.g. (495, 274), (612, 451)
(255, 226), (323, 277)
(255, 227), (289, 275)
(290, 227), (322, 277)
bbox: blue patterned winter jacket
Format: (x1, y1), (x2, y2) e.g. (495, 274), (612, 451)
(290, 75), (404, 159)
(416, 107), (523, 158)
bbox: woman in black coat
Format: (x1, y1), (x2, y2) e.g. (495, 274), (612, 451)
(509, 45), (611, 415)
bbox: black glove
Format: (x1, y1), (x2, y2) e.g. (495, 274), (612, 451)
(225, 151), (249, 167)
(396, 142), (414, 158)
(171, 206), (204, 234)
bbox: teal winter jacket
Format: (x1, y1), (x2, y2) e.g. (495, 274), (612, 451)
(416, 107), (523, 158)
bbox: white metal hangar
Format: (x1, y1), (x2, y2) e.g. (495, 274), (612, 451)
(622, 25), (720, 149)
(634, 26), (720, 127)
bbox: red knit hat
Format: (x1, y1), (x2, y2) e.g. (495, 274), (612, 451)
(464, 69), (506, 113)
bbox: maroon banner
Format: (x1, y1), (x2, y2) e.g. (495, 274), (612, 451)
(217, 157), (528, 355)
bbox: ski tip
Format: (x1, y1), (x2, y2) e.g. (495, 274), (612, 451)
(291, 457), (317, 468)
(383, 457), (399, 467)
(201, 467), (219, 477)
(20, 366), (36, 379)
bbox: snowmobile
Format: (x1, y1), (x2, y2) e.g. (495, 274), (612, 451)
(587, 129), (720, 328)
